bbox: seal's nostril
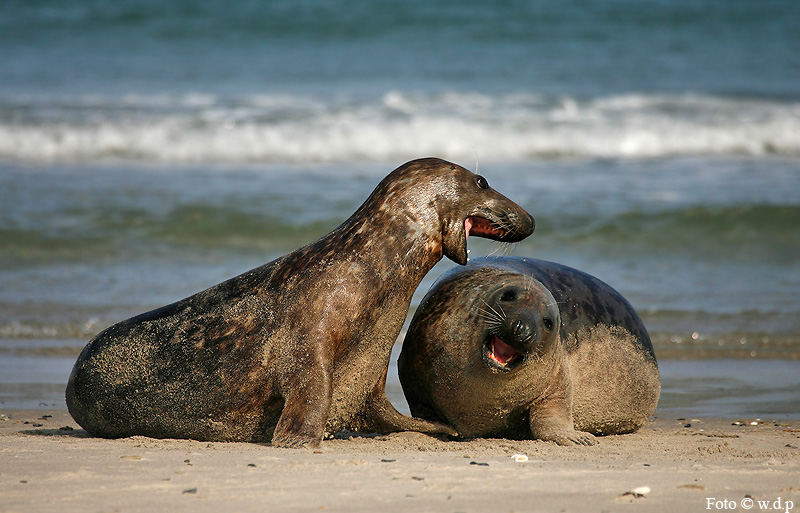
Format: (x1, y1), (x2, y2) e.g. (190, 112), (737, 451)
(512, 320), (533, 341)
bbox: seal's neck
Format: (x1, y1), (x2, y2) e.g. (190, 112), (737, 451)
(335, 197), (444, 289)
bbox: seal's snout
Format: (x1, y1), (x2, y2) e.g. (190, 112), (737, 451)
(511, 319), (535, 344)
(466, 207), (534, 244)
(495, 313), (538, 353)
(438, 162), (535, 265)
(523, 211), (535, 238)
(504, 209), (535, 243)
(479, 283), (556, 372)
(483, 307), (552, 372)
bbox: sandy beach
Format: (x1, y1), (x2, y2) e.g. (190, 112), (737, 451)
(1, 409), (798, 513)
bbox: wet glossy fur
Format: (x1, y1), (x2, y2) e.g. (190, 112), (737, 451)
(66, 158), (534, 447)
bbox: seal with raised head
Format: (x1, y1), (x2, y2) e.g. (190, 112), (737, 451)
(66, 158), (534, 448)
(399, 256), (660, 446)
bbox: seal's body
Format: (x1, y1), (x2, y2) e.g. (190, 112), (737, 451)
(399, 257), (660, 446)
(66, 158), (534, 447)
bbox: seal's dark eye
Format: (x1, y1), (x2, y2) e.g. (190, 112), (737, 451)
(476, 175), (489, 190)
(500, 289), (517, 302)
(543, 318), (554, 331)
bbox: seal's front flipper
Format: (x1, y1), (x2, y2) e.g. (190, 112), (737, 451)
(271, 367), (332, 448)
(528, 382), (597, 446)
(528, 408), (597, 446)
(355, 369), (458, 437)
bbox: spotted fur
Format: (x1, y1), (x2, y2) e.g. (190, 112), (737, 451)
(66, 158), (534, 447)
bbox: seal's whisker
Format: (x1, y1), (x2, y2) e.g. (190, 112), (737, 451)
(479, 298), (507, 324)
(529, 351), (545, 364)
(498, 241), (515, 256)
(495, 301), (507, 319)
(477, 308), (502, 319)
(543, 298), (567, 309)
(478, 304), (501, 317)
(477, 307), (504, 326)
(487, 241), (507, 257)
(496, 217), (516, 238)
(525, 273), (535, 292)
(476, 314), (503, 326)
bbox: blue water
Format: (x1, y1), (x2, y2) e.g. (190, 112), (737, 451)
(1, 0), (799, 416)
(1, 0), (799, 163)
(3, 0), (798, 98)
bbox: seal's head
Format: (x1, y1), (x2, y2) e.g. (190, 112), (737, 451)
(438, 163), (534, 266)
(477, 277), (560, 373)
(399, 264), (563, 437)
(369, 158), (534, 265)
(402, 264), (561, 381)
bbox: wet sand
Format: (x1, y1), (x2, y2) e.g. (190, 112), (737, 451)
(1, 410), (798, 513)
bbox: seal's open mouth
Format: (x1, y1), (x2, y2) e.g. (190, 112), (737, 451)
(483, 335), (523, 371)
(465, 216), (507, 241)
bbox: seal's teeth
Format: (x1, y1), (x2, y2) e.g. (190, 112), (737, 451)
(485, 335), (523, 370)
(490, 336), (521, 365)
(488, 351), (505, 367)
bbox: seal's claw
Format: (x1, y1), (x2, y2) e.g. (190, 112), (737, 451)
(271, 433), (320, 449)
(548, 430), (597, 446)
(427, 420), (459, 438)
(573, 432), (598, 446)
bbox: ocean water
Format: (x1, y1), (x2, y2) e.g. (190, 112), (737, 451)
(1, 0), (799, 418)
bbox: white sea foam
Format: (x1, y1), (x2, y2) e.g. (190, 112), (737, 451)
(0, 91), (797, 164)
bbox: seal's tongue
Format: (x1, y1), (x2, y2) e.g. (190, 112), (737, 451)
(465, 216), (506, 239)
(489, 335), (521, 366)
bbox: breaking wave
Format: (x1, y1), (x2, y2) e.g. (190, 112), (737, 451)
(1, 91), (798, 164)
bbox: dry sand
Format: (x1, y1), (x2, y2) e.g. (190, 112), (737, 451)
(1, 409), (798, 513)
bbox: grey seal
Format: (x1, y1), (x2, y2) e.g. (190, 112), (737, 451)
(399, 256), (660, 445)
(66, 158), (534, 447)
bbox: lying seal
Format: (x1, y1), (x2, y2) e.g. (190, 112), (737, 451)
(399, 256), (660, 446)
(66, 158), (534, 448)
